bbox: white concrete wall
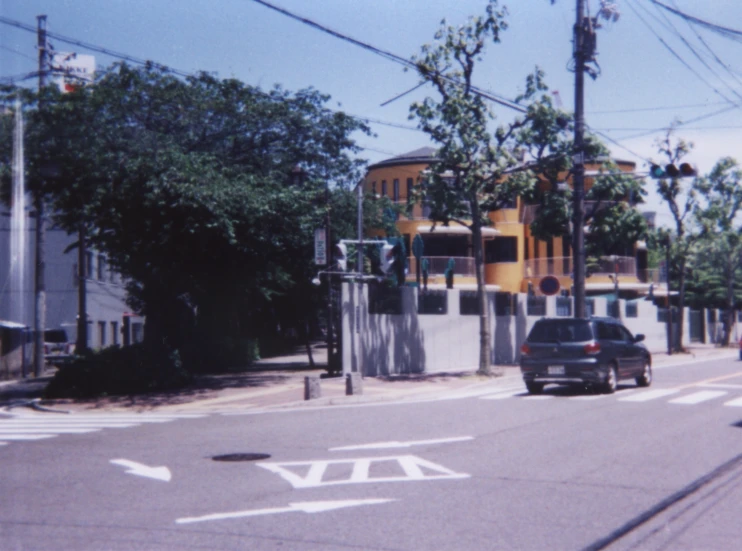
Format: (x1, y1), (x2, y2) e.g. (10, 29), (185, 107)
(341, 283), (704, 376)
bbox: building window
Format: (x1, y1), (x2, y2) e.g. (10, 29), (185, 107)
(372, 181), (377, 196)
(111, 321), (119, 345)
(524, 237), (530, 261)
(97, 255), (106, 281)
(406, 178), (413, 200)
(98, 321), (107, 347)
(485, 236), (518, 263)
(381, 180), (387, 197)
(393, 179), (400, 202)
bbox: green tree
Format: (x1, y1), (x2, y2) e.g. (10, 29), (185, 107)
(409, 0), (548, 375)
(2, 64), (369, 370)
(653, 129), (699, 352)
(690, 157), (742, 345)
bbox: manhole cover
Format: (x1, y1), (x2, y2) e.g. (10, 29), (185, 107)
(212, 453), (271, 462)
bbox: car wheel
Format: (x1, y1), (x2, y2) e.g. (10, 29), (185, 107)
(601, 364), (618, 394)
(635, 359), (652, 387)
(526, 382), (544, 395)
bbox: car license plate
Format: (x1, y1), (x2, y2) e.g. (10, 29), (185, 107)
(548, 365), (565, 375)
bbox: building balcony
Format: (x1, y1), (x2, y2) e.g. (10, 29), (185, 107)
(521, 201), (621, 225)
(408, 256), (475, 278)
(523, 256), (637, 279)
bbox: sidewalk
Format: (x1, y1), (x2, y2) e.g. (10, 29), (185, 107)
(0, 343), (737, 414)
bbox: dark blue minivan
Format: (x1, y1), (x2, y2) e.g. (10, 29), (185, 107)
(519, 317), (652, 395)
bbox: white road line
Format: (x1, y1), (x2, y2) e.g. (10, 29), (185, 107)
(723, 396), (742, 407)
(0, 434), (56, 440)
(479, 390), (525, 400)
(699, 383), (742, 390)
(569, 394), (608, 400)
(330, 436), (474, 451)
(668, 390), (728, 405)
(618, 389), (680, 402)
(523, 395), (554, 400)
(1, 421), (138, 428)
(0, 427), (99, 434)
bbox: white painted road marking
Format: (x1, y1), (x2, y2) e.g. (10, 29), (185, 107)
(0, 413), (206, 449)
(257, 455), (470, 489)
(176, 499), (394, 525)
(724, 396), (742, 407)
(329, 436), (473, 451)
(110, 459), (172, 482)
(668, 390), (728, 405)
(618, 389), (680, 402)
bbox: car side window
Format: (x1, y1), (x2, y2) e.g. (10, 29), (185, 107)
(617, 326), (634, 342)
(595, 322), (612, 340)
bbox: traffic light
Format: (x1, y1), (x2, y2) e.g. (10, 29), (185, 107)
(649, 163), (696, 179)
(335, 243), (347, 271)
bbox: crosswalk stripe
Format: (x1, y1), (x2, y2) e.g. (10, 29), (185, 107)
(523, 395), (554, 400)
(723, 396), (742, 407)
(3, 422), (138, 429)
(479, 390), (524, 400)
(0, 434), (56, 440)
(668, 390), (728, 405)
(0, 427), (99, 434)
(569, 394), (608, 400)
(618, 389), (680, 402)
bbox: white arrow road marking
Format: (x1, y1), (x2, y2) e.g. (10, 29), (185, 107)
(176, 499), (394, 525)
(110, 459), (172, 482)
(330, 436), (473, 451)
(257, 455), (469, 489)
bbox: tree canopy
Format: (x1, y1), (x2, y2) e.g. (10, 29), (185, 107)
(1, 63), (370, 368)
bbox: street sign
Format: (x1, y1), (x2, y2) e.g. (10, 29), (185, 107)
(314, 228), (326, 265)
(539, 275), (561, 296)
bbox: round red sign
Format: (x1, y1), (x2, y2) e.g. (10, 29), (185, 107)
(538, 275), (561, 296)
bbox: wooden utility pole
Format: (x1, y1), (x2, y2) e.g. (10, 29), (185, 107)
(33, 15), (48, 377)
(572, 0), (587, 318)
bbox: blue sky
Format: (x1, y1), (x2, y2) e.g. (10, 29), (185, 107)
(3, 0), (742, 226)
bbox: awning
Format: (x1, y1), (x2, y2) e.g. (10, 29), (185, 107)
(417, 225), (500, 237)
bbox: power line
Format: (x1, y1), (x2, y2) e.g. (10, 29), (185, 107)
(0, 15), (193, 78)
(249, 0), (528, 113)
(650, 0), (742, 42)
(589, 101), (728, 114)
(625, 0), (741, 108)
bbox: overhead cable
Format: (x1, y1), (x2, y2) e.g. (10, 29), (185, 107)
(249, 0), (527, 113)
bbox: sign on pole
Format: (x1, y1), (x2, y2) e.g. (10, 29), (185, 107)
(50, 52), (95, 93)
(314, 228), (327, 265)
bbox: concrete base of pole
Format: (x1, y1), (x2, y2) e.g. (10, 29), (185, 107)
(346, 373), (363, 396)
(304, 376), (321, 400)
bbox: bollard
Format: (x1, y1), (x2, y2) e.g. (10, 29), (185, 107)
(304, 376), (321, 400)
(346, 372), (363, 396)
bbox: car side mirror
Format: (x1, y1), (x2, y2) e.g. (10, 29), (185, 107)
(633, 334), (645, 343)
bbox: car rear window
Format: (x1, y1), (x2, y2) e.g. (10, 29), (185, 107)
(528, 320), (592, 343)
(44, 330), (68, 343)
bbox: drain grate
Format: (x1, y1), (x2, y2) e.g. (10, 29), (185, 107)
(212, 453), (271, 462)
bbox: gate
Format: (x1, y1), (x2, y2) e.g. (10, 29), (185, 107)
(689, 309), (704, 343)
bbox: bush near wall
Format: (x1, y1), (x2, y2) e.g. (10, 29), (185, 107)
(44, 343), (191, 399)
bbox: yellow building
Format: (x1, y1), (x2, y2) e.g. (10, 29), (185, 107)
(361, 147), (655, 298)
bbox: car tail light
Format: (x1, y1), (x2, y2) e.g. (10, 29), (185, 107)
(520, 343), (531, 356)
(583, 341), (601, 355)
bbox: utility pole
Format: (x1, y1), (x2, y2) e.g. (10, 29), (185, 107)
(325, 180), (336, 373)
(33, 15), (48, 377)
(572, 0), (587, 319)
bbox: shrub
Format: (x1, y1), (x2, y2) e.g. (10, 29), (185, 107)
(44, 343), (192, 399)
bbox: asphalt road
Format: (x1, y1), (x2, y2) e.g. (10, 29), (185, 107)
(2, 355), (742, 550)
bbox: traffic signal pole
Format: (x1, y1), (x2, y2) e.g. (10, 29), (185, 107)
(572, 0), (587, 318)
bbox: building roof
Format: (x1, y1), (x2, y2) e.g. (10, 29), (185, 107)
(368, 146), (439, 170)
